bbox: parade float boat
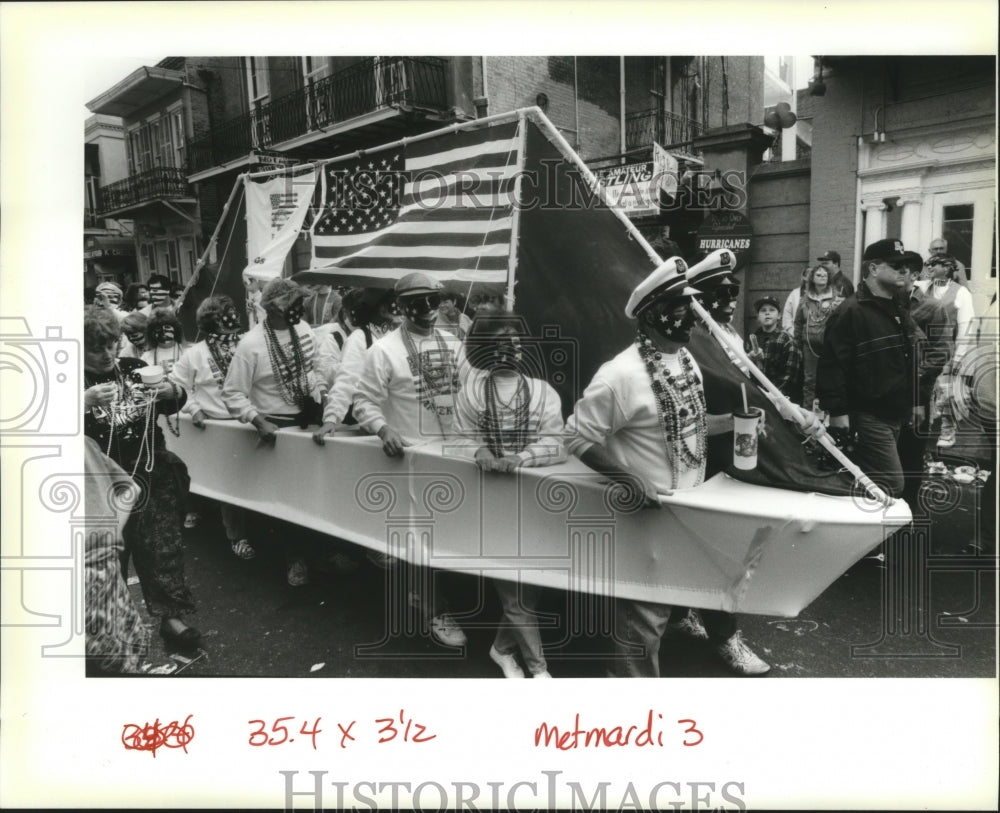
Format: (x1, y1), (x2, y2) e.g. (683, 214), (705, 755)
(169, 107), (912, 618)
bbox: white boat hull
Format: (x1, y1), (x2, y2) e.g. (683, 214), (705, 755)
(167, 416), (911, 618)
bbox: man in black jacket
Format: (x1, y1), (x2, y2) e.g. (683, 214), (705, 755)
(817, 239), (922, 498)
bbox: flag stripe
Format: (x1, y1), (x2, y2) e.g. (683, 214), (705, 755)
(315, 242), (510, 261)
(314, 214), (514, 246)
(314, 228), (512, 258)
(407, 164), (519, 197)
(315, 254), (510, 272)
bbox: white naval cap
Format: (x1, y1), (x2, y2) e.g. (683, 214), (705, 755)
(686, 248), (739, 289)
(624, 256), (701, 319)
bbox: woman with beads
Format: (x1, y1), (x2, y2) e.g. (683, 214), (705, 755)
(170, 295), (254, 560)
(454, 314), (566, 678)
(83, 305), (199, 650)
(222, 277), (328, 585)
(141, 306), (189, 376)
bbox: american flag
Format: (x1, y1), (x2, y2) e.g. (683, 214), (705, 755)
(309, 121), (521, 286)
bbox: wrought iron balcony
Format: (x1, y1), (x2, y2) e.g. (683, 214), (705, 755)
(625, 108), (704, 153)
(97, 167), (191, 216)
(187, 57), (449, 174)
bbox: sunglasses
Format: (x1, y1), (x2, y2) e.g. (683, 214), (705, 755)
(404, 293), (441, 311)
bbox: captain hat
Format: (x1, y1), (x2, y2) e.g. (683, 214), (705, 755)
(686, 248), (739, 289)
(394, 272), (443, 298)
(624, 256), (700, 319)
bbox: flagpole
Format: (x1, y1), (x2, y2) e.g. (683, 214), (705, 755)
(527, 107), (891, 507)
(244, 108), (531, 181)
(504, 112), (529, 314)
(178, 171), (248, 304)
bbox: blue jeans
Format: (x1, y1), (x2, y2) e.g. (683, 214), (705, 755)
(851, 411), (904, 498)
(609, 599), (673, 678)
(492, 578), (547, 675)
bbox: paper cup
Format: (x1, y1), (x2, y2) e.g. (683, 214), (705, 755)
(733, 407), (763, 470)
(138, 365), (164, 385)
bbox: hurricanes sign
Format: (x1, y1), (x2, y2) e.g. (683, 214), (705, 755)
(697, 211), (753, 270)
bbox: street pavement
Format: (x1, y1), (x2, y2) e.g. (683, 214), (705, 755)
(122, 470), (995, 681)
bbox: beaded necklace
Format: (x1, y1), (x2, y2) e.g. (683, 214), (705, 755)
(480, 371), (531, 457)
(263, 318), (310, 406)
(635, 330), (707, 489)
(85, 363), (180, 477)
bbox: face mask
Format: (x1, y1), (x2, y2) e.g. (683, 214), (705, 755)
(283, 303), (304, 326)
(402, 293), (440, 326)
(149, 287), (169, 304)
(152, 325), (175, 345)
(710, 285), (740, 323)
(645, 301), (696, 343)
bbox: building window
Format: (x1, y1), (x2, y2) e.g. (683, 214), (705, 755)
(883, 197), (902, 241)
(245, 57), (270, 105)
(942, 204), (974, 275)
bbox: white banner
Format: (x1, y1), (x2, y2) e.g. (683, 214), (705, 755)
(243, 168), (317, 285)
(653, 141), (679, 199)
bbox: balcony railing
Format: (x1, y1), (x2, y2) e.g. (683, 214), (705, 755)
(187, 57), (449, 174)
(625, 108), (704, 153)
(97, 167), (191, 215)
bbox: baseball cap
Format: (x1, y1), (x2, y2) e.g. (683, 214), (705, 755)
(753, 296), (780, 313)
(817, 250), (841, 264)
(862, 239), (907, 264)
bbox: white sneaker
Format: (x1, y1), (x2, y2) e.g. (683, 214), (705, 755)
(532, 670), (553, 679)
(667, 609), (709, 641)
(489, 645), (525, 678)
(430, 613), (467, 647)
(937, 420), (957, 449)
(286, 559), (309, 587)
(716, 632), (770, 676)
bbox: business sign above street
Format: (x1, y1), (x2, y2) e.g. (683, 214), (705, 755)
(696, 211), (753, 270)
(595, 161), (658, 219)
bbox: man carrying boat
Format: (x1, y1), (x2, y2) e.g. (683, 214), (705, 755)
(564, 258), (767, 678)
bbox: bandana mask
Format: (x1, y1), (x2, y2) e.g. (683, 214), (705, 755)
(204, 306), (241, 335)
(645, 301), (697, 343)
(283, 303), (305, 326)
(709, 285), (740, 324)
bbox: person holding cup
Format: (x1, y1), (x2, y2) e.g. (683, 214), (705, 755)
(82, 305), (200, 651)
(564, 257), (764, 677)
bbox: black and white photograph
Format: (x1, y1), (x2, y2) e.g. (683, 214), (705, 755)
(1, 2), (997, 810)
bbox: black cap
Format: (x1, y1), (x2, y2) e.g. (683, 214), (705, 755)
(817, 250), (841, 264)
(753, 296), (780, 313)
(862, 239), (907, 264)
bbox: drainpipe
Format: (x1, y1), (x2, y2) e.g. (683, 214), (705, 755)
(473, 57), (489, 118)
(619, 56), (626, 161)
(574, 57), (581, 151)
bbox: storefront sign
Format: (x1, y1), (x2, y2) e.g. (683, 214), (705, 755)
(595, 161), (658, 218)
(696, 211), (753, 270)
(250, 150), (298, 168)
